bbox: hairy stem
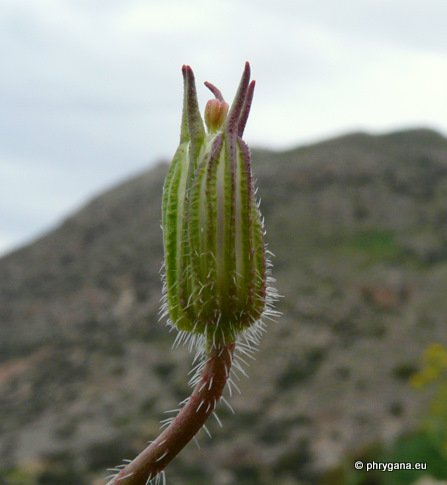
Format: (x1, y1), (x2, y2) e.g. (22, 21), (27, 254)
(107, 342), (235, 484)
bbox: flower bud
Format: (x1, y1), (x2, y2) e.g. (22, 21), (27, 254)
(204, 98), (229, 132)
(162, 63), (268, 345)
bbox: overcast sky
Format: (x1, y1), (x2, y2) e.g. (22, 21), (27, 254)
(1, 0), (446, 257)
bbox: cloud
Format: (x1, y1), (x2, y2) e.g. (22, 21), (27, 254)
(1, 0), (446, 255)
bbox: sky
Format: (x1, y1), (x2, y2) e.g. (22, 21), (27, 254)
(1, 0), (447, 257)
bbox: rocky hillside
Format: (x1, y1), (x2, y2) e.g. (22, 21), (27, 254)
(1, 128), (447, 484)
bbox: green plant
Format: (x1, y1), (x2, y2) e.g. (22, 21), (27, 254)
(411, 343), (447, 455)
(106, 63), (278, 484)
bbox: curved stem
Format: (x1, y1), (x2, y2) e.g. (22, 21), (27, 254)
(107, 342), (235, 485)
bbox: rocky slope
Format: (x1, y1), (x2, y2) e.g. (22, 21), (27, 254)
(1, 128), (447, 484)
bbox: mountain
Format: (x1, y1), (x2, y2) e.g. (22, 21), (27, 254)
(1, 128), (447, 484)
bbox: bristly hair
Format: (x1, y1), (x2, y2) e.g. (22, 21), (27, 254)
(159, 237), (280, 384)
(106, 62), (281, 485)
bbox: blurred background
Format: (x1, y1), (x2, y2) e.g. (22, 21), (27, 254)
(1, 0), (446, 257)
(2, 1), (447, 485)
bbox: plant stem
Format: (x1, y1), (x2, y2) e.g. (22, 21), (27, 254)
(107, 342), (235, 484)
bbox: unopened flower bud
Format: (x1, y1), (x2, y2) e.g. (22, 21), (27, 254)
(162, 62), (270, 345)
(204, 98), (229, 132)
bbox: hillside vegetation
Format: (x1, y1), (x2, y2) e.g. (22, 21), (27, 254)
(1, 128), (447, 484)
